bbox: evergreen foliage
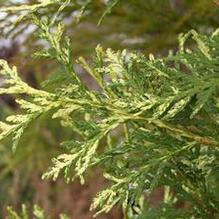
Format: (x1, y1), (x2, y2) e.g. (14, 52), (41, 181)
(0, 1), (219, 218)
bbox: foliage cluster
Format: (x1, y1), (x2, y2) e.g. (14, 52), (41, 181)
(0, 0), (219, 219)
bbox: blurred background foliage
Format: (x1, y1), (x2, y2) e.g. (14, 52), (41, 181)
(0, 0), (218, 218)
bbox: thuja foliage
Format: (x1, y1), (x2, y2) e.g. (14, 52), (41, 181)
(0, 15), (219, 218)
(0, 2), (219, 219)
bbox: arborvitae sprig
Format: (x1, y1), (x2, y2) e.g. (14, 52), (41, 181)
(0, 59), (53, 151)
(0, 17), (219, 218)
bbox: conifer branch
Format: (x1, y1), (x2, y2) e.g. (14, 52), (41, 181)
(0, 14), (218, 218)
